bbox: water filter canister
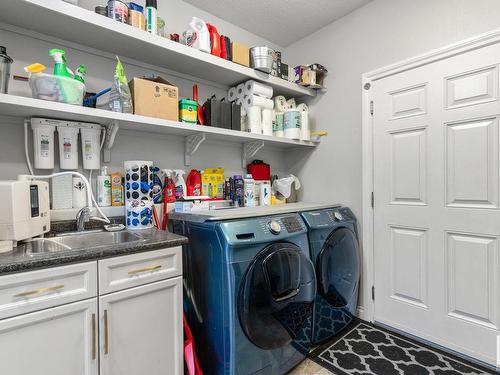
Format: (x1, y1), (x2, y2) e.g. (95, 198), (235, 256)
(31, 119), (56, 169)
(57, 123), (79, 170)
(80, 124), (102, 170)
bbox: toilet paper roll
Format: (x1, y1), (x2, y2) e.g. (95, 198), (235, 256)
(274, 96), (287, 112)
(262, 109), (273, 136)
(244, 80), (273, 99)
(246, 106), (262, 134)
(300, 111), (310, 141)
(273, 112), (284, 137)
(287, 98), (297, 109)
(227, 87), (237, 102)
(236, 83), (245, 98)
(125, 160), (153, 230)
(243, 95), (274, 110)
(284, 109), (301, 140)
(297, 103), (309, 112)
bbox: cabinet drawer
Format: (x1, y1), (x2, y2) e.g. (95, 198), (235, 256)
(98, 247), (182, 294)
(0, 262), (97, 320)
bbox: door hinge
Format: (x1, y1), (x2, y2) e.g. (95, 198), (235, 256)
(370, 100), (374, 115)
(371, 286), (375, 301)
(371, 192), (374, 208)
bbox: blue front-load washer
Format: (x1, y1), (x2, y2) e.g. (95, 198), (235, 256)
(179, 213), (316, 375)
(300, 206), (360, 344)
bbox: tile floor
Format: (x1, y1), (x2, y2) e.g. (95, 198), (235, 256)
(288, 359), (333, 375)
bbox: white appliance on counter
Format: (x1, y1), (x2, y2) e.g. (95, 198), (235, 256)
(0, 177), (50, 251)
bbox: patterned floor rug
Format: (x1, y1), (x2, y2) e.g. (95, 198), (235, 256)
(309, 321), (498, 375)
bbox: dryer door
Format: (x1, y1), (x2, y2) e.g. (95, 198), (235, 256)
(317, 227), (360, 311)
(238, 242), (316, 350)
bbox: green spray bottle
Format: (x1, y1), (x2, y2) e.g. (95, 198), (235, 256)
(49, 49), (72, 78)
(74, 64), (86, 83)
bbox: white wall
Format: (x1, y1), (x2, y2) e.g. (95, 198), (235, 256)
(284, 0), (500, 311)
(0, 0), (287, 185)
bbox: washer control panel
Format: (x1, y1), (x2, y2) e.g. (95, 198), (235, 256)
(281, 216), (304, 233)
(267, 220), (282, 235)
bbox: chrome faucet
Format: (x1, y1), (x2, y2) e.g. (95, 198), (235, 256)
(76, 207), (91, 231)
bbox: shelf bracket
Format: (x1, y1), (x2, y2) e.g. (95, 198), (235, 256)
(242, 141), (264, 168)
(103, 120), (119, 163)
(185, 133), (206, 166)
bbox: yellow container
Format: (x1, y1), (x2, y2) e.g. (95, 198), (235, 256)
(111, 172), (123, 206)
(202, 168), (225, 198)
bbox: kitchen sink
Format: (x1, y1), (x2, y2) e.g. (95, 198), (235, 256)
(23, 230), (144, 254)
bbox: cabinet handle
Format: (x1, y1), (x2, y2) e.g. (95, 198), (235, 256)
(128, 264), (162, 275)
(104, 309), (109, 355)
(14, 284), (65, 297)
(91, 313), (96, 360)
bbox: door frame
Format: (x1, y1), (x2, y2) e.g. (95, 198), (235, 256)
(361, 27), (500, 322)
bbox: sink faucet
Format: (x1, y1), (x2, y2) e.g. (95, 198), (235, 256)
(76, 207), (91, 231)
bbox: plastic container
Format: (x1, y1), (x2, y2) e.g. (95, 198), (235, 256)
(108, 0), (128, 23)
(145, 0), (157, 34)
(179, 99), (198, 124)
(97, 166), (111, 207)
(243, 174), (255, 207)
(31, 119), (56, 169)
(80, 123), (102, 170)
(57, 123), (79, 170)
(128, 3), (145, 30)
(29, 73), (85, 105)
(186, 169), (202, 196)
(250, 46), (275, 74)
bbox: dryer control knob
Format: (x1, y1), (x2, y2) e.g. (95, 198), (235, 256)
(267, 220), (281, 235)
(334, 211), (344, 221)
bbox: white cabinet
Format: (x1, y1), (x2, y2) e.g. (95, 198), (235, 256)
(99, 277), (183, 375)
(0, 299), (98, 375)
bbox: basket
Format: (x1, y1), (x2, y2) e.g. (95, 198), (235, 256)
(29, 73), (85, 105)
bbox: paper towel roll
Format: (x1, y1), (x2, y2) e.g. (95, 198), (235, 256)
(244, 80), (273, 99)
(236, 83), (245, 98)
(284, 109), (301, 140)
(297, 103), (309, 112)
(274, 96), (287, 112)
(262, 109), (273, 136)
(125, 160), (153, 230)
(273, 112), (284, 137)
(246, 106), (262, 134)
(227, 87), (237, 102)
(243, 95), (274, 110)
(297, 103), (310, 141)
(287, 98), (297, 109)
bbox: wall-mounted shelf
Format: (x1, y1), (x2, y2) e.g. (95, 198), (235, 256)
(0, 0), (315, 98)
(0, 94), (317, 165)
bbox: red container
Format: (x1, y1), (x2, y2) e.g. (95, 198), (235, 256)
(247, 160), (271, 181)
(186, 169), (202, 196)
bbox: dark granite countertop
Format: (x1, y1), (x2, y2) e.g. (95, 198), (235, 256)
(0, 228), (188, 275)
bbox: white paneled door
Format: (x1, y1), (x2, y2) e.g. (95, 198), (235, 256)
(372, 41), (500, 365)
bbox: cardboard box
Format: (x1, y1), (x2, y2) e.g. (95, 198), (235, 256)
(231, 42), (250, 67)
(129, 76), (179, 121)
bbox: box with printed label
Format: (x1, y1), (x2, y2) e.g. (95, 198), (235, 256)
(129, 76), (179, 121)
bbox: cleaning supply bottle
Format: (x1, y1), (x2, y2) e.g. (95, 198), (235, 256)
(146, 0), (157, 34)
(97, 166), (111, 207)
(243, 174), (255, 207)
(109, 56), (133, 113)
(74, 64), (86, 83)
(233, 175), (244, 207)
(49, 49), (72, 78)
(188, 17), (210, 53)
(186, 169), (202, 196)
(173, 169), (186, 199)
(163, 169), (176, 203)
(206, 23), (222, 57)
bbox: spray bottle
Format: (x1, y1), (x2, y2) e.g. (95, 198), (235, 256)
(162, 169), (176, 203)
(49, 49), (72, 78)
(109, 56), (133, 113)
(173, 169), (186, 199)
(74, 64), (86, 83)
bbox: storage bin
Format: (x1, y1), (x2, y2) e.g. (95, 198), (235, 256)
(29, 73), (85, 105)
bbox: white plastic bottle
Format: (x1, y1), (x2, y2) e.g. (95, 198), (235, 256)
(243, 174), (256, 207)
(173, 169), (186, 199)
(189, 17), (210, 53)
(260, 181), (271, 206)
(97, 166), (111, 207)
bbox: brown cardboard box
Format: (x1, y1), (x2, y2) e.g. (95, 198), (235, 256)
(231, 42), (250, 67)
(129, 76), (179, 121)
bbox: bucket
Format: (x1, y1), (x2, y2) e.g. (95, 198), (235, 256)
(179, 99), (198, 124)
(250, 47), (275, 74)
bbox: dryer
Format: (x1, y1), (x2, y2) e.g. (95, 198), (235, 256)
(178, 213), (316, 375)
(301, 206), (360, 344)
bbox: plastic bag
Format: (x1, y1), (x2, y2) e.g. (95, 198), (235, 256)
(109, 56), (133, 113)
(272, 174), (301, 200)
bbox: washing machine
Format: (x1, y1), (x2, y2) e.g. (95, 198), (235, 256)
(300, 206), (360, 344)
(178, 213), (316, 375)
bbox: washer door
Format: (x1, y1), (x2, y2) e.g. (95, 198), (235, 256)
(317, 227), (360, 310)
(238, 242), (316, 350)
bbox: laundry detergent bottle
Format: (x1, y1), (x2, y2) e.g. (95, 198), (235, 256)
(188, 17), (210, 53)
(186, 169), (202, 196)
(173, 169), (186, 199)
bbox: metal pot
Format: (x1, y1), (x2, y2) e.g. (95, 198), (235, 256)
(250, 46), (275, 74)
(0, 46), (13, 94)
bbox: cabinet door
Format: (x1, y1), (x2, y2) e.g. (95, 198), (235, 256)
(99, 277), (183, 375)
(0, 299), (98, 375)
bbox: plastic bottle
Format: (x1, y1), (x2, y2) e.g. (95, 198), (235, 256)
(243, 174), (255, 207)
(186, 169), (202, 196)
(49, 49), (72, 78)
(188, 17), (210, 53)
(233, 175), (244, 207)
(74, 64), (86, 83)
(109, 56), (133, 113)
(173, 169), (186, 199)
(97, 166), (111, 207)
(146, 0), (157, 34)
(163, 169), (176, 203)
(224, 178), (231, 200)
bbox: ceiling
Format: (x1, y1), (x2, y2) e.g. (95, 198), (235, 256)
(183, 0), (372, 47)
